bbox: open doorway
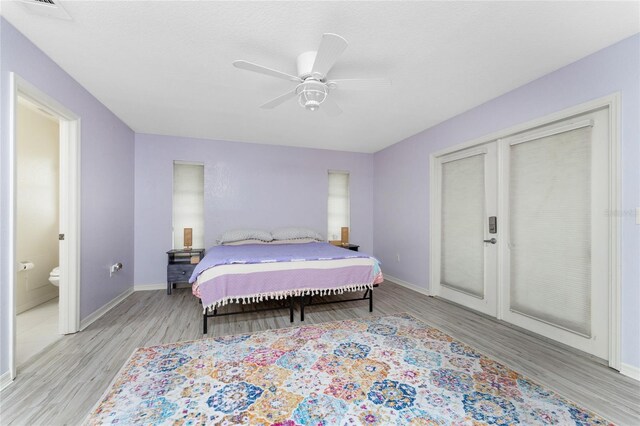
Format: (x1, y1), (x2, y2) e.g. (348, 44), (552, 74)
(15, 96), (62, 365)
(8, 74), (81, 381)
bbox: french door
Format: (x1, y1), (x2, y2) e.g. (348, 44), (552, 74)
(433, 143), (498, 317)
(433, 107), (611, 360)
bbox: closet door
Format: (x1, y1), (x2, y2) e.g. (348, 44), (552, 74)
(434, 143), (498, 316)
(500, 108), (610, 359)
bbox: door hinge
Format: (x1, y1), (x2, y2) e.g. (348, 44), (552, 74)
(59, 234), (65, 241)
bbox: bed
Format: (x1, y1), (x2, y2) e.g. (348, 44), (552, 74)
(190, 241), (383, 333)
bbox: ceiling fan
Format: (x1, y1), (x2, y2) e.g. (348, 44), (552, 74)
(233, 33), (391, 116)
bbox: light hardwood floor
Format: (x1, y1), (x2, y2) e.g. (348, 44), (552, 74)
(0, 281), (638, 425)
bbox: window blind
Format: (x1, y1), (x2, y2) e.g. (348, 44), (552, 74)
(173, 162), (204, 249)
(509, 126), (592, 336)
(441, 154), (485, 298)
(327, 171), (350, 241)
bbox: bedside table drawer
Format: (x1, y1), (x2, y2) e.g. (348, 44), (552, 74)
(167, 264), (196, 283)
(166, 248), (204, 295)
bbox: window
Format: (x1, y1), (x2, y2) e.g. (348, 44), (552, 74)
(327, 170), (350, 241)
(173, 161), (204, 249)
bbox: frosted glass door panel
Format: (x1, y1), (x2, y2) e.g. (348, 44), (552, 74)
(509, 127), (592, 336)
(441, 154), (485, 298)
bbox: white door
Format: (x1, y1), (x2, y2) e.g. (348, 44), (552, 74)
(499, 108), (610, 359)
(433, 143), (498, 316)
(433, 107), (611, 360)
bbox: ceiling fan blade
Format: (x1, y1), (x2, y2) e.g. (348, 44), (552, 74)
(321, 97), (343, 117)
(329, 78), (392, 91)
(260, 89), (298, 109)
(311, 33), (348, 77)
(233, 60), (302, 82)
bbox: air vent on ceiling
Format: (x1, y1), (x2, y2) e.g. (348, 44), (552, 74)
(20, 0), (72, 20)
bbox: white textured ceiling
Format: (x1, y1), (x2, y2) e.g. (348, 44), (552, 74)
(2, 1), (638, 153)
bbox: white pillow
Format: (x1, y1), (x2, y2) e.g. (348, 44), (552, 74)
(223, 238), (321, 246)
(222, 239), (272, 246)
(269, 238), (320, 244)
(218, 229), (273, 244)
(271, 227), (324, 241)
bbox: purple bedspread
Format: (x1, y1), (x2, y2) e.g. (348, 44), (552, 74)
(190, 242), (370, 283)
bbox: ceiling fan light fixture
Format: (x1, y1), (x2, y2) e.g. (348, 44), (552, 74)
(297, 81), (327, 111)
(235, 33), (390, 116)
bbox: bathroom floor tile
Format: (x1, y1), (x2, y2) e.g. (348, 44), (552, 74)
(16, 298), (61, 366)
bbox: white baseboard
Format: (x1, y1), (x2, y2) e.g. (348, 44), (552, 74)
(620, 363), (640, 381)
(134, 283), (166, 291)
(80, 287), (134, 330)
(1, 370), (13, 391)
(78, 284), (170, 331)
(385, 274), (431, 297)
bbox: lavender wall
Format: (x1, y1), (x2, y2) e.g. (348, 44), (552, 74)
(0, 19), (135, 376)
(1, 17), (635, 380)
(373, 34), (640, 368)
(134, 134), (374, 285)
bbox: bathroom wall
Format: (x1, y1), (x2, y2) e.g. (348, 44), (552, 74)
(15, 100), (59, 314)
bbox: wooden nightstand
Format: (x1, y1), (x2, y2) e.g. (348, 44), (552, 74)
(166, 248), (205, 295)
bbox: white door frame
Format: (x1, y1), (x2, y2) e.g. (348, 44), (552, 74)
(8, 73), (81, 380)
(429, 93), (621, 369)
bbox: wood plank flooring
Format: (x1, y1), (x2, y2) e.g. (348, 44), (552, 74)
(0, 281), (638, 425)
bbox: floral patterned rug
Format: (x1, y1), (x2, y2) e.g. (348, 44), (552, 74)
(88, 313), (612, 425)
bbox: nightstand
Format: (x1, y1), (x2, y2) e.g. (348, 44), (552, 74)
(342, 244), (359, 252)
(166, 248), (205, 295)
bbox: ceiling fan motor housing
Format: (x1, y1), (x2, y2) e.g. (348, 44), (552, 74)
(296, 51), (329, 111)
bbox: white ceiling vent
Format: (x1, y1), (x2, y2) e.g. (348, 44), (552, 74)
(20, 0), (71, 20)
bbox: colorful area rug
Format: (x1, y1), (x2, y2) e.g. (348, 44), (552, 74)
(88, 313), (612, 425)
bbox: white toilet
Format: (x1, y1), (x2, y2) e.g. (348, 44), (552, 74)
(49, 266), (60, 287)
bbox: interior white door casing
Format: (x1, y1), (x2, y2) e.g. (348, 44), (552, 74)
(9, 73), (81, 381)
(499, 109), (610, 360)
(430, 95), (619, 366)
(432, 143), (498, 317)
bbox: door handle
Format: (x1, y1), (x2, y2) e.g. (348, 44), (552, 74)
(483, 238), (497, 244)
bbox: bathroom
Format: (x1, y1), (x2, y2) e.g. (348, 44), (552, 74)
(15, 96), (62, 366)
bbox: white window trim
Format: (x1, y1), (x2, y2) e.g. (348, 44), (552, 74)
(172, 161), (205, 250)
(327, 170), (350, 241)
